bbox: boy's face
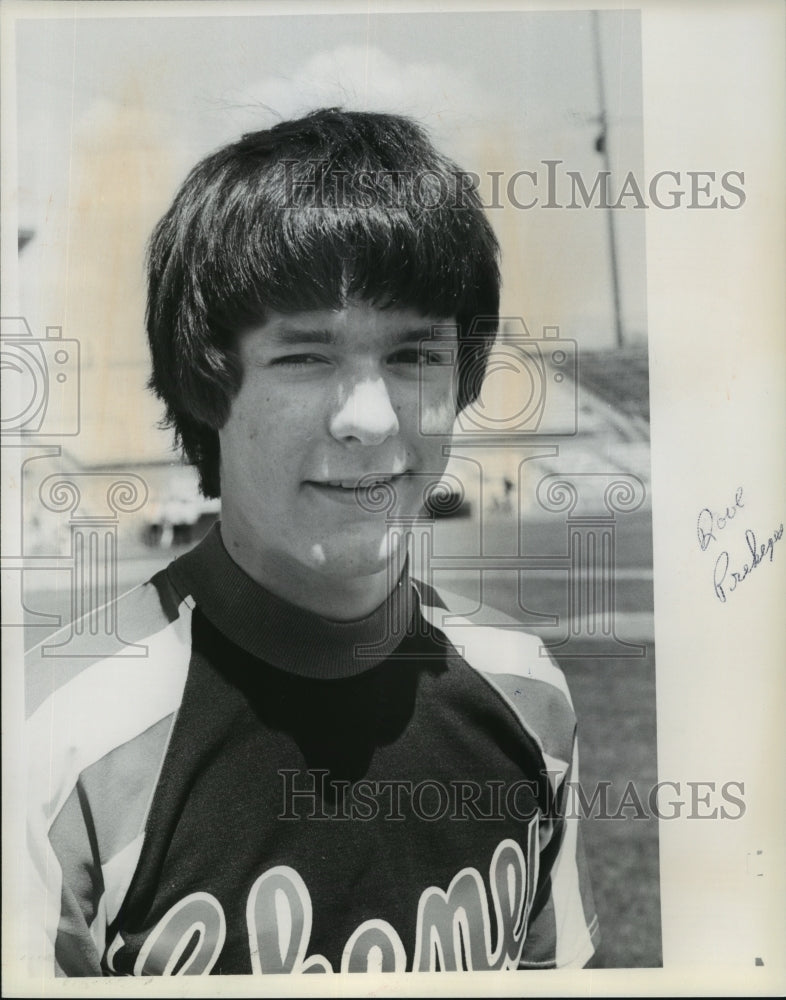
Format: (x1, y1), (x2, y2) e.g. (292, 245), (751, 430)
(218, 300), (458, 591)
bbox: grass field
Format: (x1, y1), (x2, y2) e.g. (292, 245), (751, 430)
(560, 647), (662, 968)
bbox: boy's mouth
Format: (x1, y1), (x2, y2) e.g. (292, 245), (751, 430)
(305, 474), (409, 506)
(322, 476), (400, 489)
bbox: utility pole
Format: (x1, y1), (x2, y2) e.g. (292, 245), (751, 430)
(591, 10), (624, 350)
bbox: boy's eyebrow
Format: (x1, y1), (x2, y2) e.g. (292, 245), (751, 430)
(270, 327), (337, 345)
(389, 327), (458, 343)
(270, 325), (458, 345)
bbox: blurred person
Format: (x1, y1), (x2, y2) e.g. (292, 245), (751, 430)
(25, 109), (598, 976)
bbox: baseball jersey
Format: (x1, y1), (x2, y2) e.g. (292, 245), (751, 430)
(25, 524), (599, 976)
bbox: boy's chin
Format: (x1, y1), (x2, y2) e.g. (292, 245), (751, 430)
(306, 529), (404, 581)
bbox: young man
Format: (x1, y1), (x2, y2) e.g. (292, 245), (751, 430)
(25, 108), (599, 976)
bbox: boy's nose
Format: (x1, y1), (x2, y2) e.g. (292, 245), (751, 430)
(329, 376), (400, 446)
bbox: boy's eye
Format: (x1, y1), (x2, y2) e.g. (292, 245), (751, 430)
(389, 347), (454, 366)
(269, 354), (327, 367)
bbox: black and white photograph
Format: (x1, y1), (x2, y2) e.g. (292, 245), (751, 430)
(1, 1), (783, 995)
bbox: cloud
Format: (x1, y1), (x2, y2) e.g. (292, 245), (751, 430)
(219, 44), (490, 161)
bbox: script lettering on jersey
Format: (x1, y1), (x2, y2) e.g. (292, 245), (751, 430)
(106, 828), (537, 975)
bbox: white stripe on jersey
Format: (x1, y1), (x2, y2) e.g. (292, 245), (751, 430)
(101, 832), (147, 926)
(416, 591), (574, 705)
(27, 601), (193, 825)
(549, 743), (596, 968)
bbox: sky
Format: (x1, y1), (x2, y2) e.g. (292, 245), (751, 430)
(11, 6), (646, 465)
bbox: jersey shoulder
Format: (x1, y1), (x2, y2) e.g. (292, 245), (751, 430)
(25, 568), (195, 820)
(24, 569), (196, 975)
(414, 577), (577, 778)
(26, 567), (192, 718)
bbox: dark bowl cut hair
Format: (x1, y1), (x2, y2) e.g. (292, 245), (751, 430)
(146, 107), (501, 498)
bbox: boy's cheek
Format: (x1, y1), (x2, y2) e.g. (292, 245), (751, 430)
(417, 394), (457, 437)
